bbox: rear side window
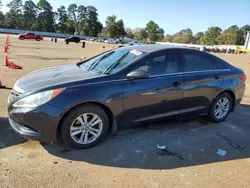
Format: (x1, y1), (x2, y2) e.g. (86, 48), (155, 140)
(183, 50), (214, 72)
(212, 56), (228, 69)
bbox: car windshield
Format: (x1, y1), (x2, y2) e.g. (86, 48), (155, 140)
(81, 48), (144, 74)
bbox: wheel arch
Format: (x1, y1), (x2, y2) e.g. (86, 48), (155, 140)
(57, 101), (115, 139)
(215, 89), (236, 111)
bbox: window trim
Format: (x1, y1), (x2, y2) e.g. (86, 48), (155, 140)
(149, 69), (230, 78)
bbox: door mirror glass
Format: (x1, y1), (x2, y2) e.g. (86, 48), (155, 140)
(126, 69), (149, 80)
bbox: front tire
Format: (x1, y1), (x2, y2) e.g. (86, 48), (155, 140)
(20, 36), (24, 40)
(209, 92), (232, 122)
(61, 104), (109, 149)
(36, 37), (40, 41)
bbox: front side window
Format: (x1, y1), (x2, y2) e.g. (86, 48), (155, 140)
(183, 51), (214, 72)
(135, 52), (180, 76)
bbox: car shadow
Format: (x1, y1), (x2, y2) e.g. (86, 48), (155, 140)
(42, 104), (250, 170)
(0, 117), (27, 149)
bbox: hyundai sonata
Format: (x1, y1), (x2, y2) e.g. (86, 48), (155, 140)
(8, 45), (246, 149)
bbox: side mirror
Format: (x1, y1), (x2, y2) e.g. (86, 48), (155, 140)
(126, 69), (149, 80)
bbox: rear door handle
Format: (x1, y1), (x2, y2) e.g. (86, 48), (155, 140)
(171, 82), (181, 87)
(214, 75), (220, 79)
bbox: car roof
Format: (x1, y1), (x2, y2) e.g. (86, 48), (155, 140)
(123, 44), (185, 53)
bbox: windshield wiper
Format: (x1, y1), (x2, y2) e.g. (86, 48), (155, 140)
(88, 52), (113, 72)
(103, 52), (130, 75)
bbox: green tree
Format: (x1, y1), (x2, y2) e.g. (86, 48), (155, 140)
(116, 19), (126, 37)
(239, 25), (250, 45)
(173, 33), (192, 43)
(134, 28), (148, 41)
(193, 32), (204, 44)
(105, 15), (126, 38)
(200, 26), (222, 45)
(145, 21), (164, 41)
(23, 0), (37, 30)
(36, 0), (55, 32)
(56, 6), (68, 33)
(5, 0), (24, 29)
(215, 25), (242, 45)
(157, 28), (165, 41)
(216, 34), (228, 45)
(0, 0), (6, 28)
(67, 4), (79, 34)
(146, 21), (159, 41)
(81, 6), (102, 36)
(0, 0), (5, 22)
(77, 5), (86, 21)
(67, 4), (86, 34)
(125, 28), (134, 39)
(180, 28), (193, 36)
(65, 18), (75, 34)
(172, 28), (193, 44)
(164, 34), (173, 42)
(105, 15), (117, 37)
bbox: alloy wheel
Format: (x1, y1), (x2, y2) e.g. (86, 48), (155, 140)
(70, 113), (103, 144)
(214, 97), (230, 119)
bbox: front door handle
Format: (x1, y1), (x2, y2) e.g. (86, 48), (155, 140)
(214, 75), (220, 79)
(171, 82), (181, 87)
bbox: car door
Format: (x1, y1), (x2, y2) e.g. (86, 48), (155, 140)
(180, 49), (224, 113)
(119, 49), (184, 124)
(26, 33), (33, 39)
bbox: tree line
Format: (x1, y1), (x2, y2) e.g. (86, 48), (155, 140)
(163, 25), (250, 46)
(0, 0), (249, 45)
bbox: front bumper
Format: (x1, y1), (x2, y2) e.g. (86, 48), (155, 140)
(8, 104), (63, 142)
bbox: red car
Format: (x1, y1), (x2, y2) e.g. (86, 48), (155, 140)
(18, 32), (43, 41)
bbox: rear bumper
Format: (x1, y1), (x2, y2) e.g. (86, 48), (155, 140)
(233, 81), (246, 110)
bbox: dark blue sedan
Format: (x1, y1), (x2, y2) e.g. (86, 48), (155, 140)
(8, 45), (246, 149)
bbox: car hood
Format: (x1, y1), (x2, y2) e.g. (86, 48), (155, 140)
(13, 64), (99, 93)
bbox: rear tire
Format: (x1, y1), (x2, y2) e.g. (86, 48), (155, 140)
(66, 41), (69, 45)
(61, 104), (109, 149)
(208, 92), (232, 122)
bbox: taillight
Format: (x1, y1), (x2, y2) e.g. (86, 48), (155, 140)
(238, 75), (247, 83)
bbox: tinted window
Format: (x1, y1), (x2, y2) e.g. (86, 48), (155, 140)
(135, 51), (180, 76)
(183, 51), (214, 72)
(212, 56), (228, 69)
(27, 33), (34, 35)
(215, 61), (227, 69)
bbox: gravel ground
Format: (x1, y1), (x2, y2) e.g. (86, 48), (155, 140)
(0, 34), (250, 188)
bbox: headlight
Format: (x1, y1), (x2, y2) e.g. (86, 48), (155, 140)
(13, 88), (64, 108)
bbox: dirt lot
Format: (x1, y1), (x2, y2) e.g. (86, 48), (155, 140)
(0, 34), (250, 188)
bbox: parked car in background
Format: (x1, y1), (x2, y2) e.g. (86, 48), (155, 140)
(8, 45), (246, 149)
(18, 32), (43, 41)
(65, 36), (81, 44)
(89, 38), (96, 41)
(129, 40), (141, 45)
(105, 39), (118, 44)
